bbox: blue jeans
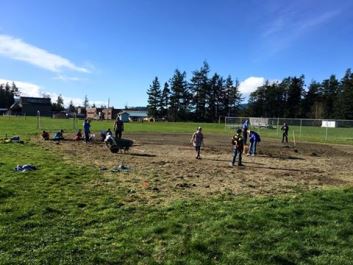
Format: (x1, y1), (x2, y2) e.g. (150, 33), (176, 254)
(232, 148), (242, 165)
(249, 141), (257, 155)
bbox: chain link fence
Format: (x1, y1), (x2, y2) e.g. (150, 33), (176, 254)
(225, 116), (353, 144)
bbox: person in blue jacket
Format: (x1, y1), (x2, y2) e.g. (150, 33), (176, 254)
(247, 129), (261, 156)
(83, 119), (91, 143)
(242, 119), (250, 145)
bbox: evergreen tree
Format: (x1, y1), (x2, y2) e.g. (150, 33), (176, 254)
(0, 84), (5, 108)
(340, 69), (353, 119)
(169, 69), (190, 121)
(52, 94), (64, 111)
(83, 95), (90, 109)
(264, 82), (285, 117)
(190, 62), (209, 121)
(285, 75), (305, 118)
(68, 100), (76, 113)
(207, 73), (224, 121)
(321, 75), (339, 118)
(231, 79), (242, 117)
(147, 77), (162, 118)
(11, 82), (20, 97)
(0, 82), (16, 108)
(302, 81), (323, 118)
(160, 82), (170, 119)
(221, 76), (233, 117)
(248, 83), (267, 117)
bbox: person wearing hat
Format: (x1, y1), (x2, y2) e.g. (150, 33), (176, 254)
(191, 127), (204, 159)
(231, 128), (244, 166)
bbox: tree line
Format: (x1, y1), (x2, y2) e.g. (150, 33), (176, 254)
(0, 82), (19, 108)
(147, 65), (353, 121)
(247, 68), (353, 119)
(146, 62), (242, 122)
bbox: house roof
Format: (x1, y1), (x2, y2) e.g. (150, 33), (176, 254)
(119, 110), (148, 117)
(20, 97), (51, 105)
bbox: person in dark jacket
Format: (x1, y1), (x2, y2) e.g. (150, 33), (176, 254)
(114, 117), (124, 139)
(231, 128), (244, 166)
(83, 119), (91, 143)
(281, 122), (289, 143)
(247, 130), (261, 156)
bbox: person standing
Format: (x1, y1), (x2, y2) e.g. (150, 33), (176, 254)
(281, 122), (289, 143)
(191, 127), (204, 159)
(231, 129), (244, 166)
(114, 117), (124, 139)
(242, 119), (250, 145)
(247, 130), (261, 156)
(83, 119), (91, 143)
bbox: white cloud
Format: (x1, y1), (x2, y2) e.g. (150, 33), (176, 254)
(0, 78), (42, 97)
(261, 7), (341, 55)
(0, 78), (105, 107)
(239, 76), (266, 96)
(0, 34), (90, 73)
(53, 74), (82, 81)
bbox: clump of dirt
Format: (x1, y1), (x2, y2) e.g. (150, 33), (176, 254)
(33, 133), (353, 206)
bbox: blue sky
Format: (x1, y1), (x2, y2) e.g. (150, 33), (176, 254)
(0, 0), (352, 107)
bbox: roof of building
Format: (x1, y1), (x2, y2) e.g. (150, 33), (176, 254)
(20, 97), (51, 105)
(119, 110), (148, 117)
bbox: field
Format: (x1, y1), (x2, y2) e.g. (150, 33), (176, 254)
(1, 117), (353, 264)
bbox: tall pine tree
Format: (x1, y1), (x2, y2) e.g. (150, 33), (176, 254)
(339, 69), (353, 119)
(147, 77), (162, 118)
(169, 69), (190, 121)
(190, 62), (209, 121)
(160, 82), (170, 119)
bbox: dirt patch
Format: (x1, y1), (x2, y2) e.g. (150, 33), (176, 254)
(33, 133), (353, 205)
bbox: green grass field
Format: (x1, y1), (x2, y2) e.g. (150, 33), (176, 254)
(1, 116), (353, 264)
(1, 116), (353, 145)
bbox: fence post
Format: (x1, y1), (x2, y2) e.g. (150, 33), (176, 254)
(276, 117), (279, 136)
(36, 110), (40, 129)
(325, 126), (328, 142)
(299, 119), (302, 138)
(73, 113), (76, 130)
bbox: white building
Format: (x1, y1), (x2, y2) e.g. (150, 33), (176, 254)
(118, 110), (148, 122)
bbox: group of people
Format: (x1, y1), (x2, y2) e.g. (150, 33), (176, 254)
(41, 117), (125, 145)
(191, 119), (290, 167)
(41, 130), (64, 142)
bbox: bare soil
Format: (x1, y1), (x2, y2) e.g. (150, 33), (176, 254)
(35, 133), (353, 205)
